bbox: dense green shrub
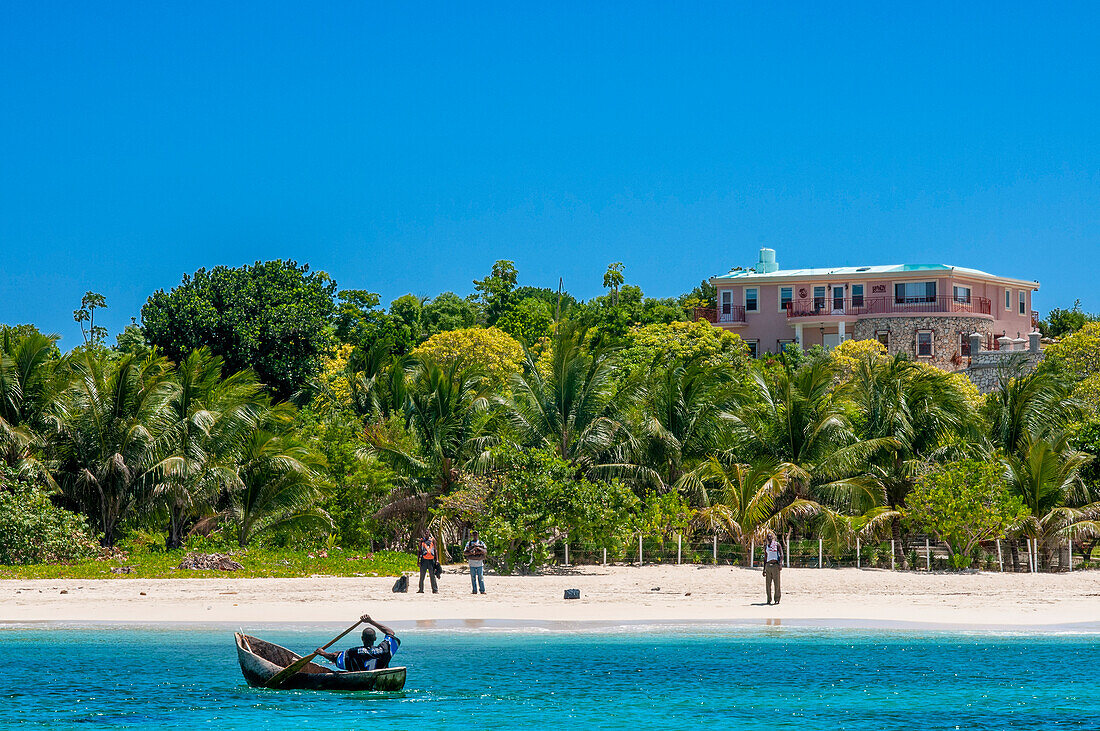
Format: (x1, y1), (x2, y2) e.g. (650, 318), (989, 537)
(0, 475), (98, 564)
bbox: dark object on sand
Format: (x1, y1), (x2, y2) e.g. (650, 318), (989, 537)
(110, 566), (133, 574)
(392, 575), (409, 593)
(234, 633), (406, 691)
(177, 553), (243, 571)
(564, 589), (580, 600)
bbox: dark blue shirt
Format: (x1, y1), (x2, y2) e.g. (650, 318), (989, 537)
(335, 635), (400, 672)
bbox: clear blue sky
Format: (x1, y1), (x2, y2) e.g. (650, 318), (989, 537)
(2, 3), (1097, 348)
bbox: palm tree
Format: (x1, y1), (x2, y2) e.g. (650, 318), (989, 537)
(370, 357), (496, 540)
(224, 409), (328, 547)
(0, 329), (66, 477)
(631, 356), (738, 492)
(507, 324), (637, 473)
(1005, 432), (1096, 569)
(151, 348), (265, 548)
(52, 351), (174, 546)
(688, 455), (837, 565)
(728, 356), (891, 511)
(844, 354), (973, 568)
(984, 369), (1080, 456)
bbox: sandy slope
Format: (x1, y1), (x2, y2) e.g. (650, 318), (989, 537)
(3, 565), (1099, 628)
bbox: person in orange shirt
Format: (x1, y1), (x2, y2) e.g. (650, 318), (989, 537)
(417, 531), (439, 594)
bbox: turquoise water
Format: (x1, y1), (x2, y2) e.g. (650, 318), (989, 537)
(0, 624), (1097, 729)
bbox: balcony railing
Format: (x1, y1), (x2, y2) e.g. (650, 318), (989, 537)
(785, 295), (992, 319)
(693, 306), (747, 324)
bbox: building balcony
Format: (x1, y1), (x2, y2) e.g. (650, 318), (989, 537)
(785, 295), (992, 320)
(693, 305), (747, 324)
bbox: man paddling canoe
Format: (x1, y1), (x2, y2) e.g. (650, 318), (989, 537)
(313, 614), (401, 672)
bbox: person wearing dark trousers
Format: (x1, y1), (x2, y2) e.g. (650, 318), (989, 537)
(763, 531), (783, 605)
(418, 531), (439, 594)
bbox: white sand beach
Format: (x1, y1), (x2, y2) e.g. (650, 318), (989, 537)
(3, 565), (1099, 628)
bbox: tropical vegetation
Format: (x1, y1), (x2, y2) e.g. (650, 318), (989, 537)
(2, 258), (1098, 574)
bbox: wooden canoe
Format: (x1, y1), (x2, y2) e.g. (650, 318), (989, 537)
(234, 633), (407, 691)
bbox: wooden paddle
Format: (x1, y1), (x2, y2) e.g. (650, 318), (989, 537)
(263, 619), (363, 688)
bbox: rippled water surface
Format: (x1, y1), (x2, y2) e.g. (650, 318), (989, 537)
(1, 624), (1096, 729)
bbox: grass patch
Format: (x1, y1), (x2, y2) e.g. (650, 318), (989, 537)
(0, 546), (418, 580)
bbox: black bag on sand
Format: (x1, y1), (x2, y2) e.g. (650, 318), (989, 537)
(433, 560), (443, 579)
(392, 575), (409, 593)
(564, 589), (580, 600)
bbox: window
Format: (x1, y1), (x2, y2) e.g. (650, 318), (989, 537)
(1005, 289), (1011, 310)
(779, 287), (793, 311)
(777, 339), (795, 353)
(745, 288), (758, 312)
(953, 285), (971, 303)
(876, 330), (890, 349)
(851, 284), (864, 308)
(746, 340), (759, 359)
(813, 286), (826, 311)
(916, 330), (933, 357)
(960, 332), (972, 357)
(1019, 290), (1026, 316)
(721, 291), (732, 315)
(895, 281), (937, 304)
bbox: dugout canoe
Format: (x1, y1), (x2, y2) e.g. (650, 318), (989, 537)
(234, 633), (407, 691)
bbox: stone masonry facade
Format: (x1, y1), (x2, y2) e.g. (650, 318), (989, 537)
(965, 350), (1043, 394)
(852, 316), (992, 372)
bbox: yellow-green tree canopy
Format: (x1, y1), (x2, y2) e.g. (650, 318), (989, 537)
(830, 338), (887, 381)
(619, 320), (747, 374)
(411, 327), (524, 387)
(1042, 322), (1100, 412)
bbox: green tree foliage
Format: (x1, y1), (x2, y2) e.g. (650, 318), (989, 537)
(496, 297), (553, 347)
(508, 324), (635, 471)
(1040, 322), (1100, 412)
(296, 408), (395, 548)
(421, 292), (481, 336)
(473, 260), (518, 325)
(603, 262), (625, 306)
(0, 467), (98, 564)
(1039, 300), (1098, 338)
(906, 460), (1028, 569)
(53, 351), (175, 546)
(152, 348), (266, 548)
(574, 285), (686, 345)
(512, 285), (577, 320)
(0, 328), (65, 474)
(618, 320), (748, 379)
(114, 323), (153, 361)
(141, 260), (337, 399)
(410, 328), (525, 389)
(678, 279), (717, 317)
(73, 291), (108, 348)
(225, 407), (328, 547)
(389, 294), (425, 343)
(437, 446), (638, 572)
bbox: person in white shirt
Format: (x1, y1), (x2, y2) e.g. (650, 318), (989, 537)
(463, 530), (488, 595)
(763, 531), (783, 605)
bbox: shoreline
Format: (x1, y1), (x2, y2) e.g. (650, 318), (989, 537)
(4, 565), (1099, 631)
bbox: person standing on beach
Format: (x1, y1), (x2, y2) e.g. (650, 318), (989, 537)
(763, 531), (783, 605)
(417, 531), (439, 594)
(463, 530), (488, 595)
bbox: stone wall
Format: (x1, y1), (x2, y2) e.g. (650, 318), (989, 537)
(965, 350), (1044, 394)
(851, 316), (992, 372)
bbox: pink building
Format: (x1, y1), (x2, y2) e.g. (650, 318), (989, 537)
(700, 248), (1040, 370)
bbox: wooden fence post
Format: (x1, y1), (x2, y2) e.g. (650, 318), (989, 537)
(857, 537), (861, 569)
(925, 538), (931, 571)
(890, 539), (895, 571)
(713, 535), (718, 564)
(818, 538), (822, 568)
(564, 543), (569, 567)
(602, 547), (607, 566)
(750, 539), (755, 569)
(997, 539), (1003, 572)
(638, 534), (643, 566)
(1069, 541), (1073, 572)
(785, 537), (790, 567)
(677, 534), (682, 565)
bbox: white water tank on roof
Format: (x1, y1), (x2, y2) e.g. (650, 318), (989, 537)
(756, 247), (778, 274)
